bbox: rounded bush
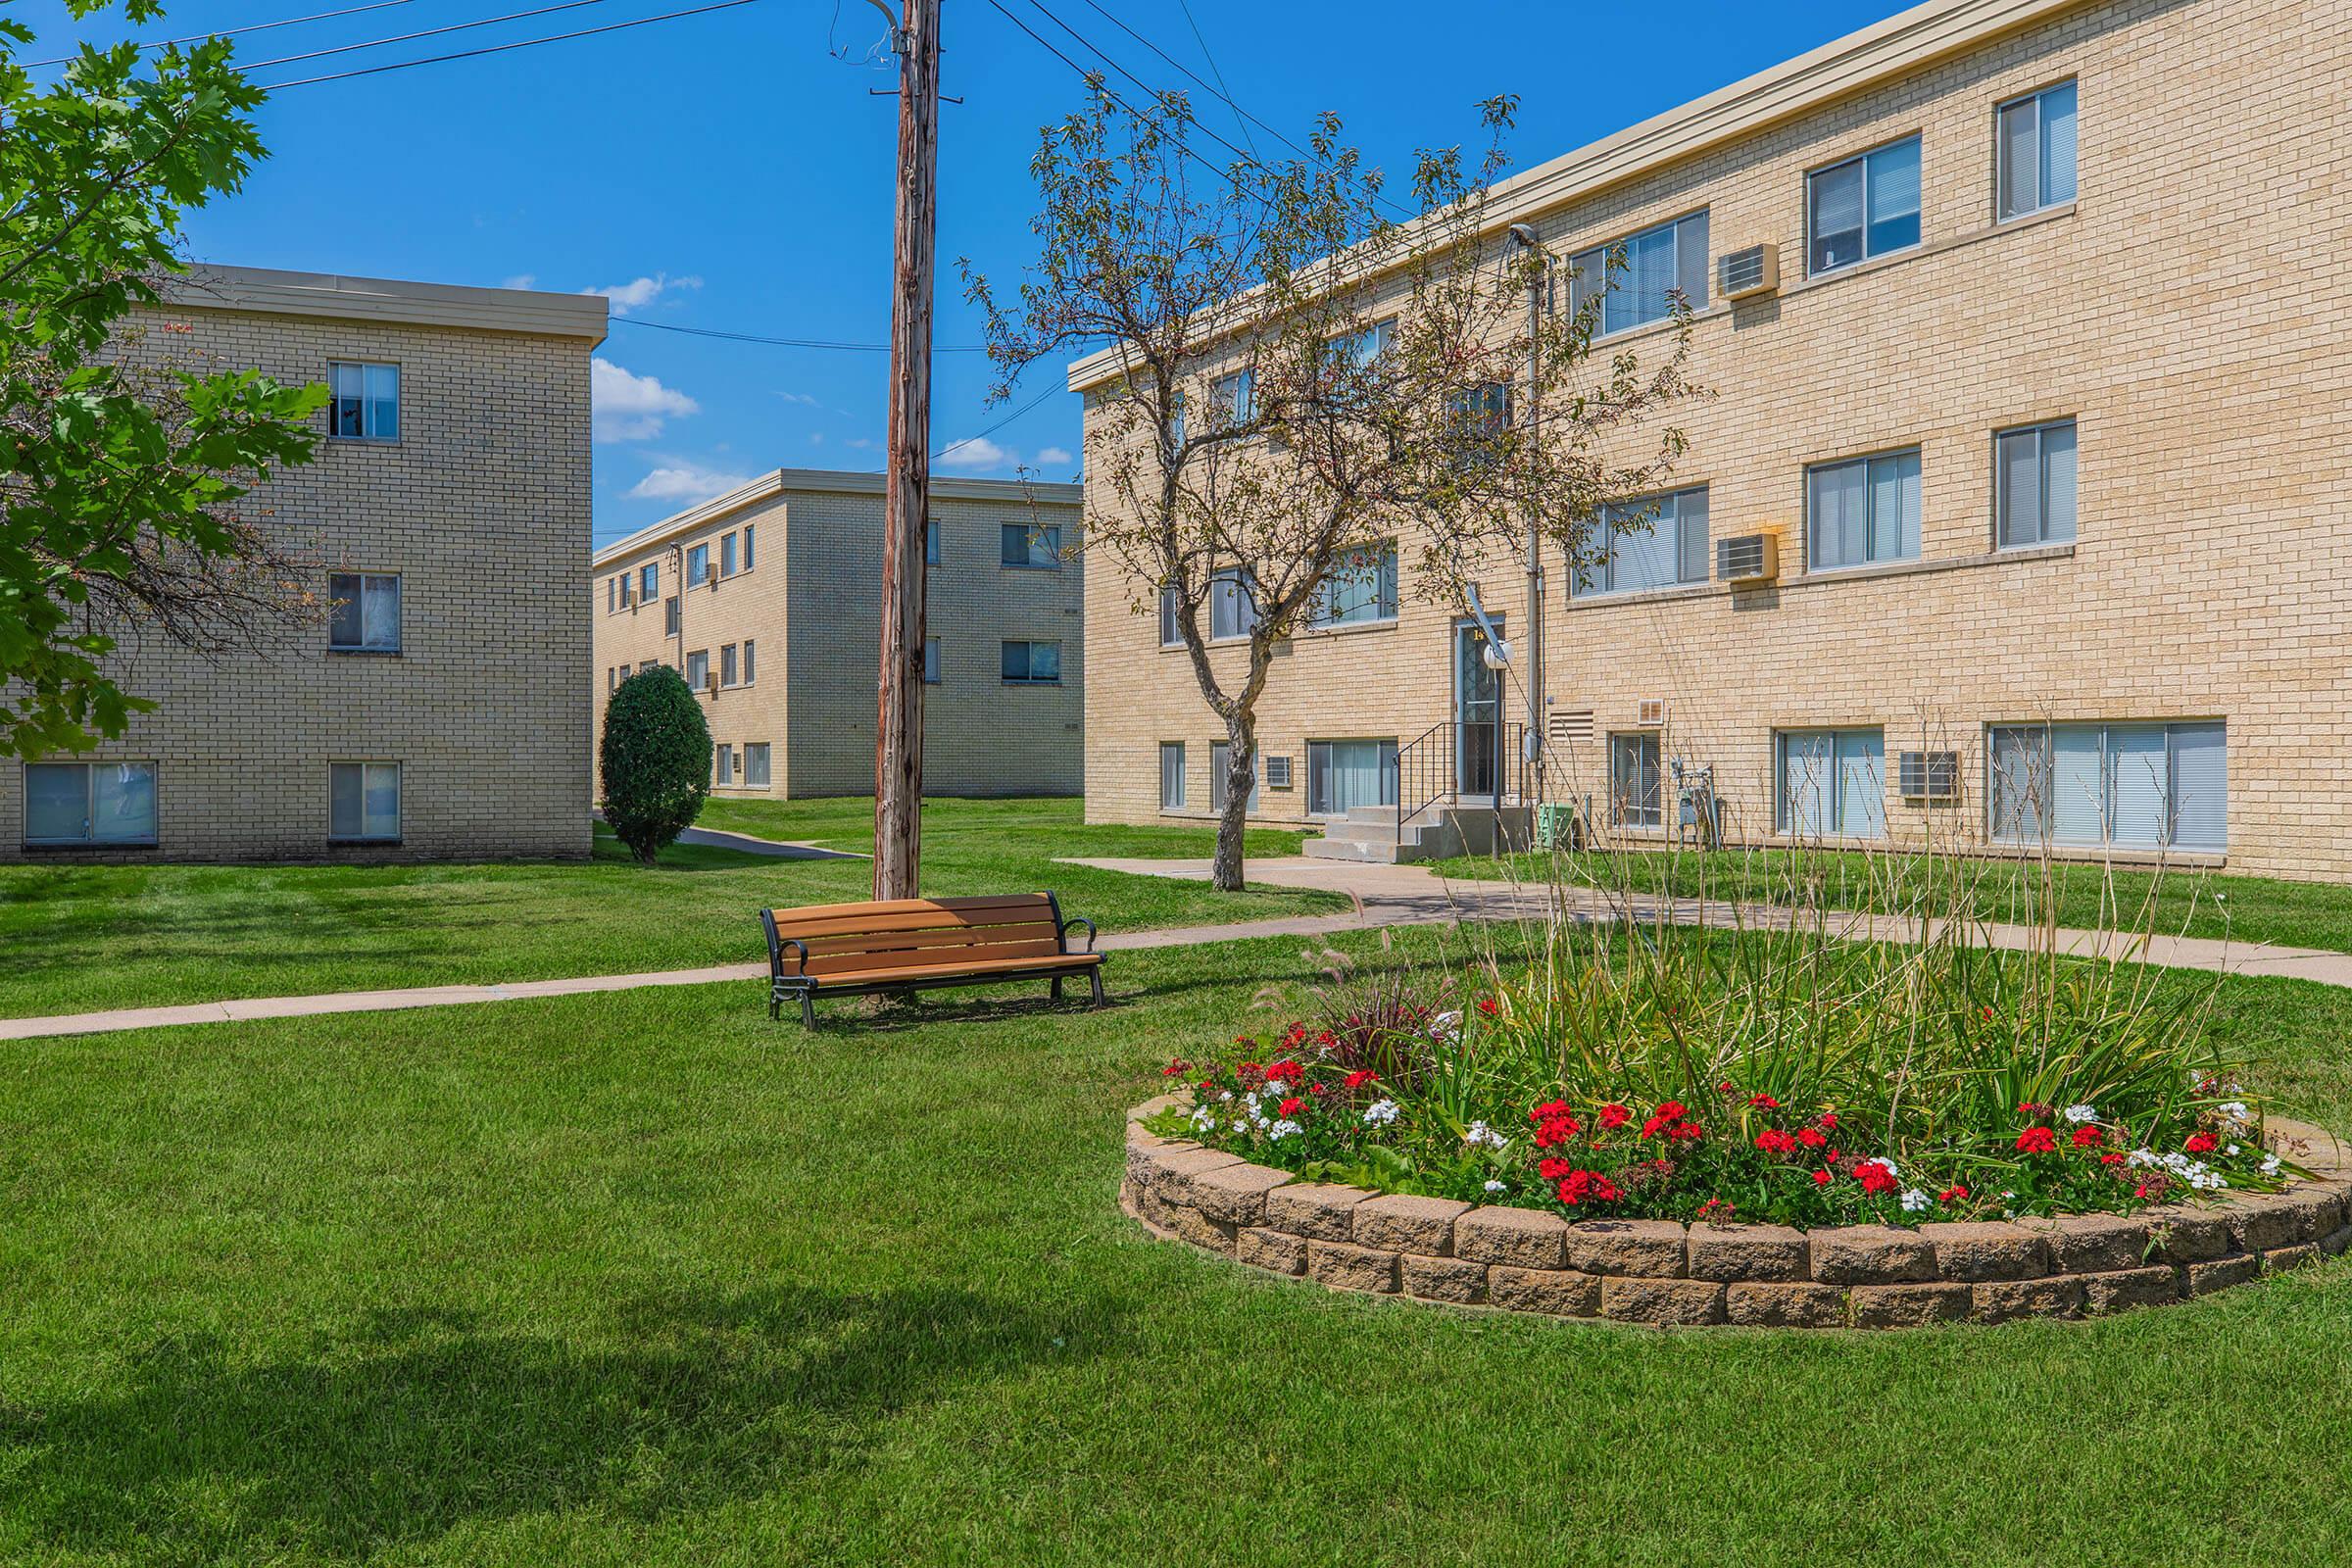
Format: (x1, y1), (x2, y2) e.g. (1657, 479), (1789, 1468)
(599, 665), (711, 863)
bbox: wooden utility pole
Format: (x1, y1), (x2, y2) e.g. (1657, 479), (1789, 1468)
(872, 0), (940, 900)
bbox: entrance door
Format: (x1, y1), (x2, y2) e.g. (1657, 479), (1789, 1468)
(1453, 616), (1503, 799)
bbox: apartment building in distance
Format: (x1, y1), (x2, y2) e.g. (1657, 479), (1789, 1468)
(591, 470), (1084, 801)
(1076, 0), (2352, 880)
(3, 266), (607, 862)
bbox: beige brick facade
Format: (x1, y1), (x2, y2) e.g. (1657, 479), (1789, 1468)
(1, 266), (606, 862)
(1076, 0), (2352, 881)
(591, 470), (1084, 801)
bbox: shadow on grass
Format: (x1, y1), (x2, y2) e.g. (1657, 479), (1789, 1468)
(0, 1284), (1120, 1562)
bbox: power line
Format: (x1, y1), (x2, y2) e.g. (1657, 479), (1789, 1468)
(989, 0), (1260, 178)
(933, 380), (1059, 461)
(258, 0), (768, 87)
(24, 0), (423, 68)
(1173, 0), (1251, 153)
(243, 0), (627, 71)
(614, 317), (988, 353)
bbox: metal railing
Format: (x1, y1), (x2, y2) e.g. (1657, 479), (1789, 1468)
(1395, 718), (1530, 847)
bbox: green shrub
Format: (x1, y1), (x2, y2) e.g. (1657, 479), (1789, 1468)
(599, 666), (711, 864)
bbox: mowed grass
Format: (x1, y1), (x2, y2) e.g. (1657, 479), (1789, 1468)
(3, 928), (2351, 1566)
(1427, 843), (2352, 955)
(0, 798), (1334, 1019)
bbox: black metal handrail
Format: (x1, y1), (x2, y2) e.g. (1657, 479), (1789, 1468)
(1394, 719), (1532, 847)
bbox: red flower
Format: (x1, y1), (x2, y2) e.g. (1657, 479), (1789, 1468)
(1345, 1069), (1376, 1089)
(2099, 1152), (2126, 1165)
(1817, 1112), (1839, 1130)
(2071, 1126), (2104, 1148)
(2134, 1182), (2153, 1199)
(1539, 1157), (1574, 1181)
(1534, 1114), (1581, 1150)
(1639, 1102), (1690, 1140)
(2185, 1133), (2218, 1153)
(1265, 1059), (1303, 1084)
(1477, 998), (1500, 1017)
(1812, 1168), (1834, 1187)
(1667, 1122), (1704, 1144)
(1797, 1127), (1828, 1149)
(1528, 1100), (1573, 1124)
(2015, 1126), (2058, 1154)
(1854, 1159), (1899, 1195)
(1163, 1059), (1191, 1076)
(1556, 1169), (1623, 1206)
(1198, 1078), (1216, 1093)
(1695, 1197), (1737, 1221)
(1717, 1080), (1735, 1094)
(1238, 1061), (1261, 1078)
(1937, 1184), (1970, 1201)
(1307, 1082), (1327, 1097)
(1278, 1097), (1304, 1117)
(1753, 1129), (1798, 1155)
(1597, 1103), (1631, 1130)
(1747, 1094), (1782, 1109)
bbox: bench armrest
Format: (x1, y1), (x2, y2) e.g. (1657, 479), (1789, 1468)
(776, 936), (810, 977)
(1058, 915), (1099, 954)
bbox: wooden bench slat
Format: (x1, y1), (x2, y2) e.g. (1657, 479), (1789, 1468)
(766, 893), (1053, 922)
(800, 939), (1073, 977)
(793, 922), (1061, 960)
(769, 906), (1063, 941)
(814, 952), (1102, 987)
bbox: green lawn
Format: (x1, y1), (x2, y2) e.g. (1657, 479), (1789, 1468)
(3, 928), (2350, 1565)
(1428, 843), (2352, 955)
(0, 798), (1334, 1020)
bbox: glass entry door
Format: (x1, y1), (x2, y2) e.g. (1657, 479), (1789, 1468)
(1453, 615), (1503, 799)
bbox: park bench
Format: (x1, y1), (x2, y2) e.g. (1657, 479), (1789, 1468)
(758, 892), (1105, 1027)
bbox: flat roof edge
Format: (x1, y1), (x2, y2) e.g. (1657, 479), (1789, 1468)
(160, 263), (612, 344)
(593, 466), (1083, 565)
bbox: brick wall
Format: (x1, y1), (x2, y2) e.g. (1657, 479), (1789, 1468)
(0, 287), (598, 862)
(1079, 0), (2352, 881)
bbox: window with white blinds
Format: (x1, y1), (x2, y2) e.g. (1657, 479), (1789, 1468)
(1995, 419), (2078, 548)
(1570, 211), (1709, 336)
(1808, 450), (1920, 570)
(1987, 722), (2226, 850)
(1159, 742), (1186, 809)
(1777, 729), (1886, 839)
(1808, 136), (1921, 274)
(1574, 487), (1710, 597)
(1998, 80), (2078, 220)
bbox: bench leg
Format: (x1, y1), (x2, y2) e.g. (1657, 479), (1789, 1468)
(1090, 967), (1106, 1008)
(800, 992), (816, 1029)
(769, 987), (781, 1021)
(1050, 976), (1064, 1002)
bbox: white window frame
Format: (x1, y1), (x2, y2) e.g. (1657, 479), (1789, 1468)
(1158, 584), (1184, 648)
(1774, 728), (1888, 840)
(720, 643), (740, 688)
(1207, 569), (1257, 643)
(715, 744), (734, 786)
(1608, 732), (1662, 828)
(1208, 368), (1254, 427)
(720, 532), (738, 577)
(1308, 542), (1398, 629)
(1805, 447), (1922, 572)
(1574, 487), (1710, 598)
(1806, 134), (1923, 276)
(327, 571), (403, 652)
(1305, 738), (1400, 817)
(744, 742), (772, 789)
(1986, 721), (2228, 850)
(1001, 639), (1061, 684)
(685, 649), (710, 689)
(327, 760), (401, 844)
(327, 360), (400, 443)
(639, 563), (659, 601)
(741, 524), (756, 570)
(1996, 79), (2079, 222)
(686, 543), (710, 585)
(741, 639), (756, 684)
(1568, 209), (1710, 338)
(23, 760), (159, 847)
(1993, 417), (2078, 550)
(1159, 741), (1187, 809)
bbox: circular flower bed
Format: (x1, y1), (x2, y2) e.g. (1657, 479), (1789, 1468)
(1123, 1096), (2352, 1328)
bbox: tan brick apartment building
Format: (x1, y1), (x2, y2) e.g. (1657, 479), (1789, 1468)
(1074, 0), (2352, 879)
(2, 266), (607, 862)
(591, 470), (1084, 800)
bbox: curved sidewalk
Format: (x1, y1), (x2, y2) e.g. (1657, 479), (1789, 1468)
(7, 857), (2350, 1043)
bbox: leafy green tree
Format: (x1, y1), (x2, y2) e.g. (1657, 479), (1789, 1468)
(1, 2), (327, 760)
(966, 87), (1700, 891)
(599, 666), (712, 864)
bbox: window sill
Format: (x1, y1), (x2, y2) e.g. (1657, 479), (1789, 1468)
(329, 838), (403, 848)
(326, 436), (401, 448)
(1983, 842), (2227, 869)
(1001, 564), (1064, 573)
(1783, 202), (2077, 300)
(327, 647), (404, 658)
(23, 839), (158, 852)
(1300, 616), (1399, 639)
(1003, 680), (1066, 688)
(1789, 543), (2074, 590)
(1565, 582), (1711, 612)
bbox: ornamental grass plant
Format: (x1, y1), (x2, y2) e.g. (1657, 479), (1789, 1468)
(1152, 767), (2305, 1229)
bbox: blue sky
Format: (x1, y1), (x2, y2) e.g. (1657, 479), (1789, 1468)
(23, 0), (1898, 545)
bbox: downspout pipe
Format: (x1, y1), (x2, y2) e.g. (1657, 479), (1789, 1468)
(1504, 222), (1544, 789)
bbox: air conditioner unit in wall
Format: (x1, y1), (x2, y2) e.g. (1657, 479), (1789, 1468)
(1899, 750), (1961, 802)
(1717, 242), (1780, 301)
(1716, 533), (1779, 586)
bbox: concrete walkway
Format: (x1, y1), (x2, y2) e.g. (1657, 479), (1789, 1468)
(9, 854), (2352, 1044)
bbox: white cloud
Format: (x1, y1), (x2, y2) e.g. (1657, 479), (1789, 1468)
(583, 272), (704, 317)
(500, 273), (537, 290)
(591, 357), (699, 442)
(937, 434), (1012, 470)
(627, 460), (754, 505)
(774, 390), (820, 406)
(1036, 446), (1073, 466)
(845, 436), (879, 451)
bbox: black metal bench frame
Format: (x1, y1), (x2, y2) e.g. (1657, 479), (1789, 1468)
(759, 891), (1104, 1027)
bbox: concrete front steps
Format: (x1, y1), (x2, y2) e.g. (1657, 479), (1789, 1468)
(1303, 803), (1530, 864)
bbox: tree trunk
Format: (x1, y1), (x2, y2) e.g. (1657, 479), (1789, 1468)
(871, 0), (941, 901)
(1211, 716), (1254, 892)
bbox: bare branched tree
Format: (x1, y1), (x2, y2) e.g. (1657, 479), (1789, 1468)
(965, 84), (1703, 890)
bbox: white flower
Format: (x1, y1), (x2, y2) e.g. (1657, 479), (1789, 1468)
(1899, 1188), (1931, 1212)
(2062, 1103), (2099, 1124)
(1190, 1106), (1215, 1131)
(1230, 1119), (1249, 1134)
(1430, 1010), (1462, 1045)
(1462, 1120), (1507, 1150)
(2219, 1101), (2251, 1121)
(2126, 1148), (2161, 1169)
(1268, 1119), (1302, 1141)
(2226, 1144), (2240, 1156)
(1484, 1179), (1507, 1194)
(1217, 1089), (1234, 1102)
(2261, 1153), (2282, 1176)
(1362, 1099), (1399, 1127)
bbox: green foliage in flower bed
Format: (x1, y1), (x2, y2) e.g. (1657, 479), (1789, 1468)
(1148, 891), (2307, 1227)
